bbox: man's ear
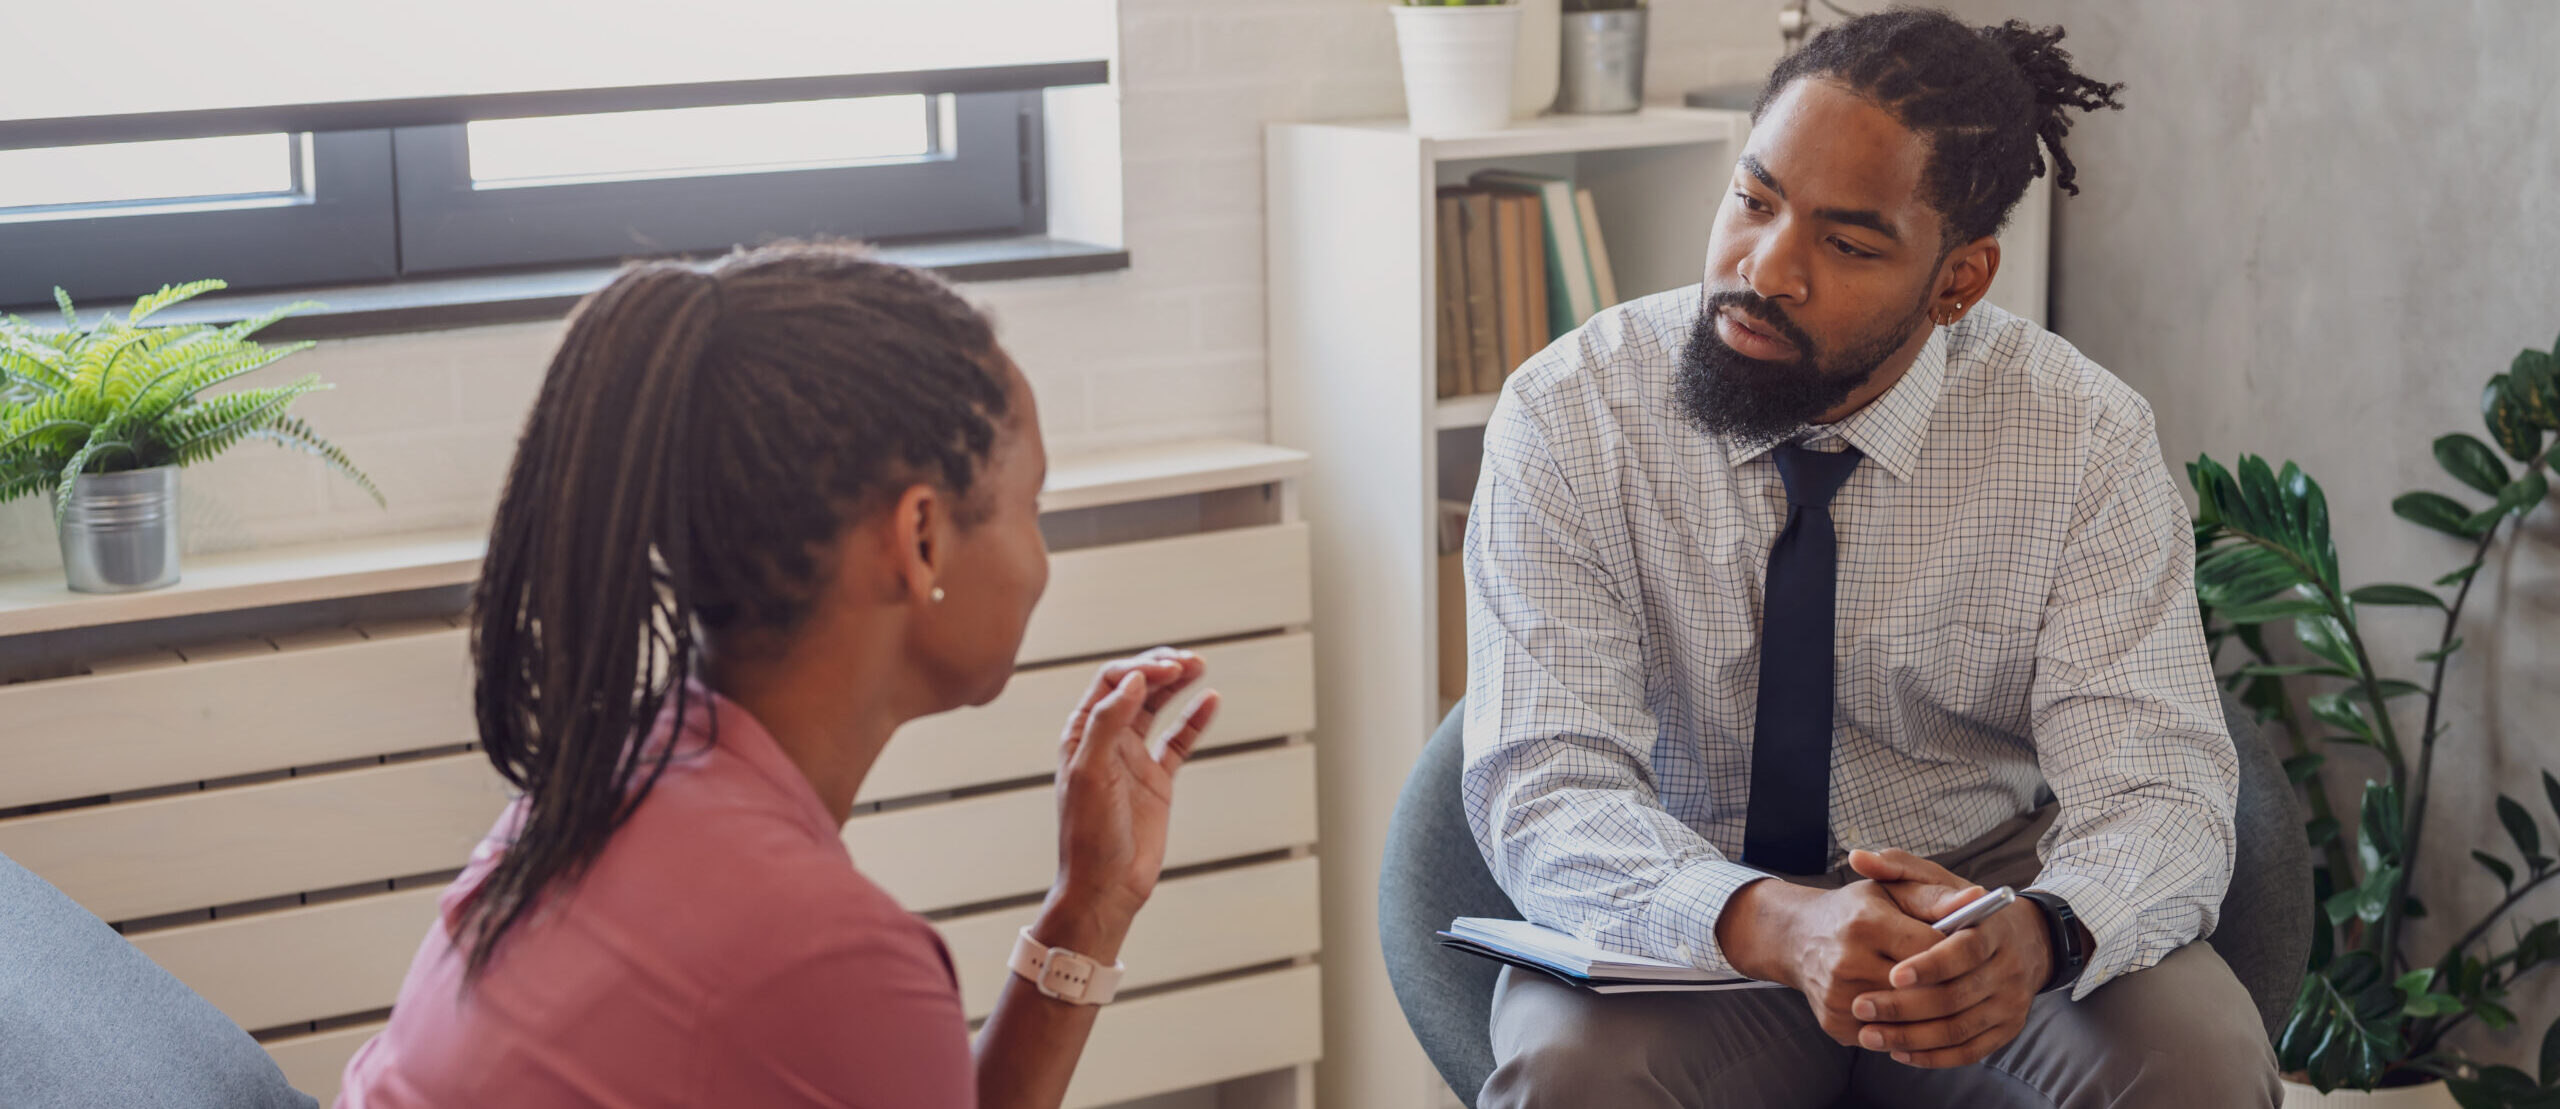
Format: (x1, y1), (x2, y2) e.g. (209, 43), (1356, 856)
(1938, 238), (2002, 321)
(886, 482), (947, 604)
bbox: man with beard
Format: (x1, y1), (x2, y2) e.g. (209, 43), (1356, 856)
(1460, 9), (2279, 1107)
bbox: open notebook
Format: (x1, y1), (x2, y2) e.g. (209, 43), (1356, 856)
(1435, 917), (1782, 995)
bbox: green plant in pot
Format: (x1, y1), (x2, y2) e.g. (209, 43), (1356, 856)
(0, 281), (379, 594)
(2189, 332), (2560, 1107)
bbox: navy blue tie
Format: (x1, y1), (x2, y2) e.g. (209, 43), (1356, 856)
(1742, 442), (1864, 875)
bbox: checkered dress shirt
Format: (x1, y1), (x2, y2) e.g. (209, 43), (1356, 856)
(1460, 288), (2236, 999)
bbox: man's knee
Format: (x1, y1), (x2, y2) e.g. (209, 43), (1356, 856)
(1483, 968), (1846, 1109)
(2008, 942), (2280, 1106)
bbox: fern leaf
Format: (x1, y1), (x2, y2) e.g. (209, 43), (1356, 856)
(53, 287), (79, 334)
(124, 280), (228, 326)
(215, 300), (322, 343)
(0, 330), (73, 393)
(49, 433), (119, 526)
(252, 414), (381, 505)
(163, 379), (323, 468)
(121, 342), (312, 435)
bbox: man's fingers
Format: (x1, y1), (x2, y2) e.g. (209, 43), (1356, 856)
(1852, 965), (1998, 1024)
(1890, 926), (1998, 989)
(1886, 1017), (2022, 1069)
(1858, 996), (2000, 1054)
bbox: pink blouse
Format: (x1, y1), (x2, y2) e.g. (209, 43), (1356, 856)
(338, 688), (975, 1108)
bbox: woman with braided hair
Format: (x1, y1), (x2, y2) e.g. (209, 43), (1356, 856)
(1463, 7), (2281, 1106)
(338, 242), (1219, 1108)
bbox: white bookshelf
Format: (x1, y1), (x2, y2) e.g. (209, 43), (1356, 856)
(1265, 107), (1748, 1109)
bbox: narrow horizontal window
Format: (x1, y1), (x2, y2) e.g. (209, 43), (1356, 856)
(466, 95), (946, 189)
(0, 134), (306, 219)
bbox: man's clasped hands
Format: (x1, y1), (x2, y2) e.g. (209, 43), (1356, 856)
(1714, 850), (2062, 1069)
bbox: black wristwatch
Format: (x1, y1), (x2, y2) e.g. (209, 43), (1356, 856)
(2018, 889), (2086, 995)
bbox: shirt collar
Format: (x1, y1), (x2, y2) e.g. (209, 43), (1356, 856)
(1726, 325), (1948, 482)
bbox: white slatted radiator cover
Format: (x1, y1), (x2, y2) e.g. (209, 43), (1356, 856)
(0, 439), (1320, 1109)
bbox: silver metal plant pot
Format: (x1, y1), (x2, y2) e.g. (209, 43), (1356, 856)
(1557, 8), (1648, 115)
(58, 466), (181, 593)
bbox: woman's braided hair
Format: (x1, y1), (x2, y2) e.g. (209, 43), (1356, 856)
(459, 241), (1012, 975)
(1757, 7), (2126, 249)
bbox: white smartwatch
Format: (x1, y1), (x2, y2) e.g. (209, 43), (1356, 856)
(1008, 927), (1126, 1006)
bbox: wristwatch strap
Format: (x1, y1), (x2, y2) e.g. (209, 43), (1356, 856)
(2019, 889), (2086, 994)
(1008, 927), (1125, 1005)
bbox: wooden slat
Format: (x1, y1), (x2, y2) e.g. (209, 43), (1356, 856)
(130, 886), (441, 1033)
(0, 754), (506, 923)
(1017, 522), (1311, 666)
(266, 1021), (384, 1105)
(941, 854), (1320, 1020)
(0, 625), (471, 809)
(0, 529), (484, 640)
(1041, 439), (1308, 514)
(846, 743), (1317, 915)
(1062, 964), (1325, 1109)
(865, 632), (1315, 803)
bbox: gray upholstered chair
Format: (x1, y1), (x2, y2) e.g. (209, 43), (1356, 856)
(1378, 694), (2312, 1107)
(0, 850), (317, 1109)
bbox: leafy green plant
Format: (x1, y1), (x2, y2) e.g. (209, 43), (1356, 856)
(0, 281), (378, 522)
(2190, 332), (2560, 1105)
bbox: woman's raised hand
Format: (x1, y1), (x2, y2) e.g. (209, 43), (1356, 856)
(1046, 647), (1221, 947)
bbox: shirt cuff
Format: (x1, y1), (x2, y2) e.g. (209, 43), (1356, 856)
(2025, 869), (2140, 1001)
(1641, 858), (1777, 978)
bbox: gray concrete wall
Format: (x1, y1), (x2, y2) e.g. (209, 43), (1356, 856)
(1941, 0), (2560, 1066)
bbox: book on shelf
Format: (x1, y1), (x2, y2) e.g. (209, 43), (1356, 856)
(1574, 186), (1621, 309)
(1434, 191), (1469, 399)
(1458, 191), (1504, 396)
(1435, 917), (1777, 995)
(1488, 193), (1529, 392)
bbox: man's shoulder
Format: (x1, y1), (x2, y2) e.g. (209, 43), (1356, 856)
(1499, 285), (1697, 441)
(1944, 303), (2156, 443)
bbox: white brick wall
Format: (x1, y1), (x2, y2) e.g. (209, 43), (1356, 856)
(0, 0), (1783, 580)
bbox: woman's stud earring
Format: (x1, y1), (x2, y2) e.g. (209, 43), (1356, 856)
(930, 587), (946, 604)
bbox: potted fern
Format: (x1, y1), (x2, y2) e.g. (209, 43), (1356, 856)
(2189, 331), (2560, 1108)
(0, 281), (379, 593)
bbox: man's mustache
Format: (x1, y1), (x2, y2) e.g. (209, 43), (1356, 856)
(1703, 289), (1817, 358)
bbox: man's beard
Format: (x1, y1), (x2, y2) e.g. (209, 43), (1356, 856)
(1675, 288), (1929, 445)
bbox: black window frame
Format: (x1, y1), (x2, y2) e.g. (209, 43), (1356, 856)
(0, 130), (399, 307)
(390, 91), (1041, 276)
(0, 64), (1096, 310)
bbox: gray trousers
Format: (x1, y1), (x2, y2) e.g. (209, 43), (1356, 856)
(1482, 807), (2281, 1108)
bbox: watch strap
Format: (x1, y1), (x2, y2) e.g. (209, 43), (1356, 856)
(2019, 889), (2085, 994)
(1008, 927), (1125, 1005)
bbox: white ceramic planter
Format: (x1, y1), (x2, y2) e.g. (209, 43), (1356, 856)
(1390, 4), (1523, 136)
(2281, 1079), (2459, 1109)
(1510, 0), (1561, 116)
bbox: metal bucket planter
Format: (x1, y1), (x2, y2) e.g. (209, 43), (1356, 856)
(57, 466), (181, 593)
(1557, 8), (1647, 114)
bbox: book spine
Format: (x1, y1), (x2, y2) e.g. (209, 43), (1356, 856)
(1435, 193), (1467, 399)
(1491, 193), (1529, 389)
(1521, 193), (1550, 353)
(1460, 191), (1503, 395)
(1576, 187), (1620, 309)
(1544, 182), (1598, 332)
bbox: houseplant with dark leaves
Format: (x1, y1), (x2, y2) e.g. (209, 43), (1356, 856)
(2189, 332), (2560, 1107)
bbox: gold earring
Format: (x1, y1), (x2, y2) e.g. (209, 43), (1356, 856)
(930, 587), (946, 603)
